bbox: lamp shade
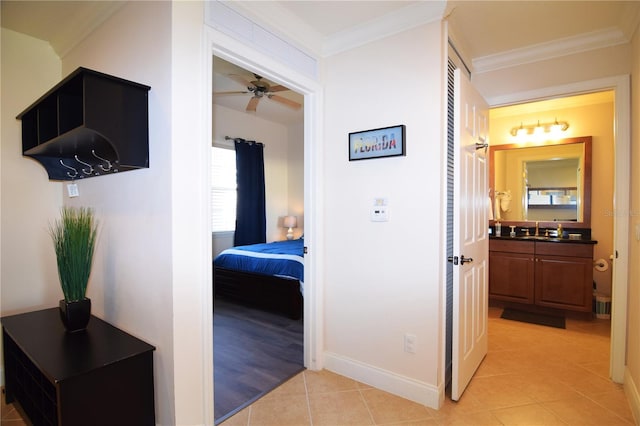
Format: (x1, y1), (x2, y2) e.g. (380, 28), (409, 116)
(283, 216), (297, 229)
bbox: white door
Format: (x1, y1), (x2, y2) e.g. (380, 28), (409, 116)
(451, 69), (489, 401)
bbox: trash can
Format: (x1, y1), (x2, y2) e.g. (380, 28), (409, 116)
(595, 295), (611, 319)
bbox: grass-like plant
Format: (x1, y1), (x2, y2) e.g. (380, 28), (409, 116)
(50, 207), (98, 302)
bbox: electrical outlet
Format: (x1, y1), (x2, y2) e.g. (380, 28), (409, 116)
(403, 333), (416, 353)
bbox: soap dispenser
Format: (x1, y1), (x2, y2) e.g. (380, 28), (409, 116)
(495, 221), (502, 237)
(509, 226), (516, 238)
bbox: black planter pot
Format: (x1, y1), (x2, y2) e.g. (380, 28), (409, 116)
(59, 298), (91, 332)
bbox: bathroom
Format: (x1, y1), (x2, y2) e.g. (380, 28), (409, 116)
(488, 90), (614, 310)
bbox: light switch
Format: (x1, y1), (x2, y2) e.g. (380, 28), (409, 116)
(67, 183), (79, 198)
(371, 197), (389, 222)
(371, 206), (389, 222)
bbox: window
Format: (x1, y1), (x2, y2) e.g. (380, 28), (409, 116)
(211, 146), (236, 232)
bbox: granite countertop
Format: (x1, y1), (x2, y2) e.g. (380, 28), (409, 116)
(489, 235), (597, 244)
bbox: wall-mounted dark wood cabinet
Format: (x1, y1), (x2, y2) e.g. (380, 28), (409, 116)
(17, 67), (151, 181)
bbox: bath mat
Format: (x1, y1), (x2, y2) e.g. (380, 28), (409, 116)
(500, 308), (566, 329)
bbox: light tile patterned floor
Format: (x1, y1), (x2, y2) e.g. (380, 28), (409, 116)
(1, 307), (636, 425)
(0, 396), (23, 426)
(221, 307), (635, 426)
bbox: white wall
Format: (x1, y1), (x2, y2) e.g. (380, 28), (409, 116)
(0, 29), (63, 312)
(169, 2), (214, 423)
(57, 2), (176, 424)
(322, 22), (445, 407)
(0, 28), (63, 384)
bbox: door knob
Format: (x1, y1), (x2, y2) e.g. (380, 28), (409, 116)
(460, 255), (474, 264)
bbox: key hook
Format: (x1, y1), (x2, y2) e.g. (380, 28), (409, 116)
(59, 159), (78, 179)
(74, 155), (94, 175)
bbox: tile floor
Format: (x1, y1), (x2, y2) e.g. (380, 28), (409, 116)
(1, 307), (636, 425)
(220, 307), (635, 426)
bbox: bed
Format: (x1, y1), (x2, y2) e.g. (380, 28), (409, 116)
(213, 238), (304, 319)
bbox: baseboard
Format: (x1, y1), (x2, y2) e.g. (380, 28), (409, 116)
(323, 352), (442, 410)
(624, 367), (640, 425)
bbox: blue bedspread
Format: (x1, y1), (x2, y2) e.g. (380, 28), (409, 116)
(214, 239), (304, 284)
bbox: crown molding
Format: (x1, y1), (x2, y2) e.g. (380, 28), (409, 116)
(619, 1), (640, 41)
(222, 1), (325, 58)
(323, 1), (446, 57)
(472, 27), (629, 75)
(490, 90), (614, 119)
(214, 1), (446, 59)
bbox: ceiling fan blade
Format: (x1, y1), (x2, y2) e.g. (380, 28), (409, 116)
(213, 91), (250, 96)
(268, 94), (302, 110)
(268, 84), (288, 93)
(228, 74), (254, 89)
(246, 96), (260, 112)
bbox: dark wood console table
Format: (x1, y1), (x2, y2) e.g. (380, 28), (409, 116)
(2, 308), (155, 425)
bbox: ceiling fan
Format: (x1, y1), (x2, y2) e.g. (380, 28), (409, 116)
(214, 73), (302, 112)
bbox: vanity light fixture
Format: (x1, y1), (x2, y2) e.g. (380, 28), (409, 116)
(510, 119), (569, 137)
(533, 120), (544, 136)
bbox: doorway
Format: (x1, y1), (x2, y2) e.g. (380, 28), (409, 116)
(486, 76), (630, 385)
(445, 74), (630, 392)
(211, 55), (306, 422)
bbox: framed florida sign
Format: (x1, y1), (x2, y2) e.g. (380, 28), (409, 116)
(348, 124), (406, 161)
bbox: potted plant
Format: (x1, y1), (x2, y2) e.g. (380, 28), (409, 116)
(50, 206), (98, 332)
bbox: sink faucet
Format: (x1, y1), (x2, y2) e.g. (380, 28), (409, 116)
(557, 223), (563, 238)
(535, 221), (539, 237)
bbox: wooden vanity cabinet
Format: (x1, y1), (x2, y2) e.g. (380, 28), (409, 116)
(489, 240), (535, 304)
(489, 239), (594, 312)
(534, 242), (593, 312)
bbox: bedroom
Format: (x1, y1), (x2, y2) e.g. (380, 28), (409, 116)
(211, 55), (305, 422)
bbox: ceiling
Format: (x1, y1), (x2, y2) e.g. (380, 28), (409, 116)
(2, 1), (637, 124)
(213, 56), (305, 126)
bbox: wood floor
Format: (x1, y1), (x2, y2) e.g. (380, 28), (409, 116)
(213, 297), (304, 424)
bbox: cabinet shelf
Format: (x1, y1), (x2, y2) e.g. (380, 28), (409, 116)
(17, 67), (150, 181)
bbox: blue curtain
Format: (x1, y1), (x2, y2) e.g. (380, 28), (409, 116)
(234, 140), (266, 246)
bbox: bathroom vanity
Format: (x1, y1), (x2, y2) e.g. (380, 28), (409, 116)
(489, 236), (596, 312)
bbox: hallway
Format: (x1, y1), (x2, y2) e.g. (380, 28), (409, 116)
(1, 306), (634, 425)
(219, 306), (634, 425)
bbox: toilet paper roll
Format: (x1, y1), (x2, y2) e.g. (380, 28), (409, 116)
(594, 258), (609, 272)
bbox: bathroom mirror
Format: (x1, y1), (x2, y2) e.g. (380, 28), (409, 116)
(490, 136), (591, 229)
